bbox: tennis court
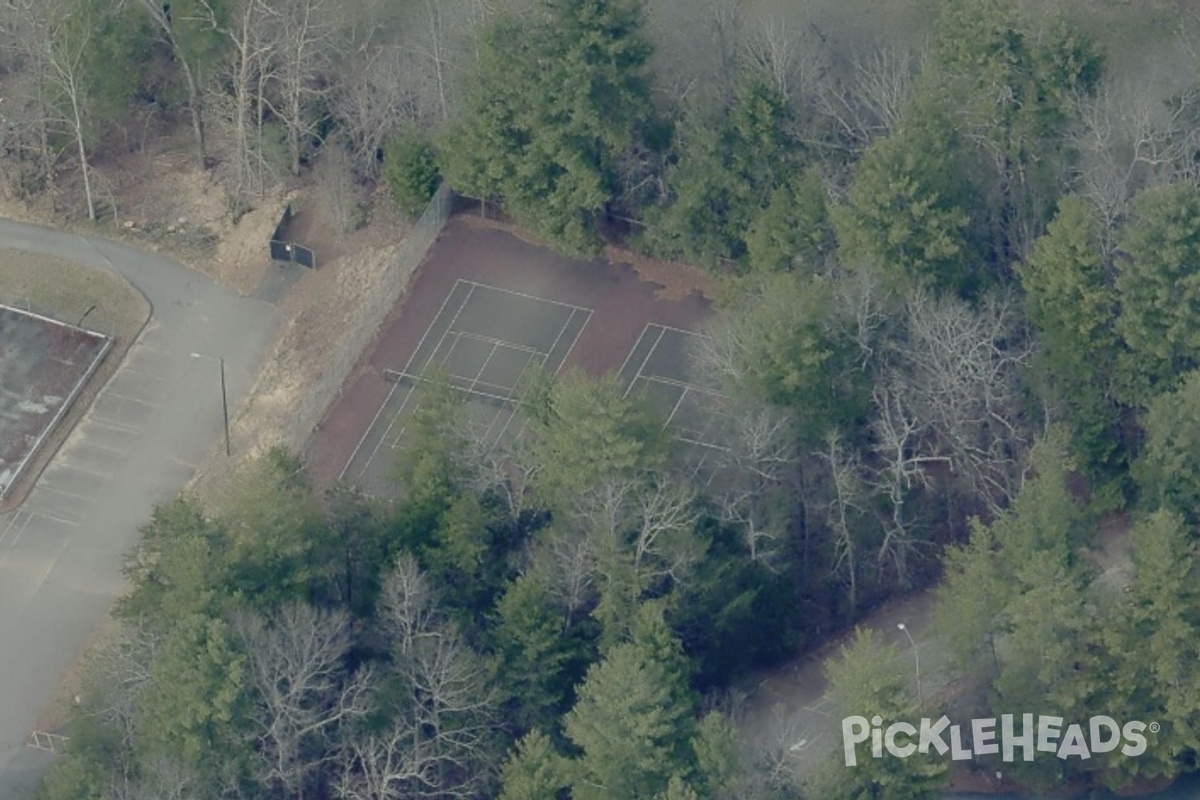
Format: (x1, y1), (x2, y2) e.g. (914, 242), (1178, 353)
(619, 323), (728, 477)
(0, 305), (111, 503)
(340, 279), (592, 495)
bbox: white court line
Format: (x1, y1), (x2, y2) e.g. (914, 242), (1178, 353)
(87, 416), (143, 436)
(0, 511), (31, 552)
(502, 305), (593, 445)
(489, 350), (542, 446)
(455, 330), (544, 355)
(102, 391), (155, 405)
(34, 484), (92, 503)
(105, 368), (174, 385)
(638, 373), (724, 398)
(339, 280), (471, 481)
(366, 325), (466, 471)
(73, 439), (129, 458)
(51, 461), (111, 480)
(551, 308), (593, 376)
(358, 283), (477, 480)
(381, 287), (580, 463)
(494, 304), (590, 444)
(460, 279), (591, 313)
(467, 341), (501, 394)
(19, 507), (81, 528)
(623, 325), (667, 399)
(348, 280), (599, 488)
(357, 379), (420, 483)
(653, 322), (707, 337)
(542, 307), (577, 369)
(664, 385), (689, 427)
(616, 324), (654, 381)
(624, 323), (715, 380)
(620, 324), (730, 452)
(464, 339), (507, 448)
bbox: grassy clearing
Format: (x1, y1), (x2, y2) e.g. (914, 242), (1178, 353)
(0, 249), (148, 344)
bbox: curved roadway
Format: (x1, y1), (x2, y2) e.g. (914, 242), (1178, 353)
(0, 220), (279, 796)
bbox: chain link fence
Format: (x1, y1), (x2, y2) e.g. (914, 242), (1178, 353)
(292, 182), (453, 450)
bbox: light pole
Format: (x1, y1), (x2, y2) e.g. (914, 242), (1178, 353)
(897, 622), (922, 706)
(191, 352), (230, 456)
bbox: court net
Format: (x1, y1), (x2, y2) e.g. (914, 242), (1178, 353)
(383, 368), (524, 409)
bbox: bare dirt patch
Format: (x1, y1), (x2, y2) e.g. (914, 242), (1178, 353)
(186, 188), (413, 508)
(603, 243), (715, 301)
(100, 144), (289, 296)
(0, 251), (149, 510)
(452, 212), (716, 303)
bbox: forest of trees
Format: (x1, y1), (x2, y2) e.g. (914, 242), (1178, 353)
(16, 0), (1200, 797)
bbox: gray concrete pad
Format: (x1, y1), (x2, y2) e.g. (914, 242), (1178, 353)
(70, 422), (137, 457)
(253, 260), (306, 303)
(36, 463), (110, 502)
(21, 488), (89, 526)
(0, 509), (32, 553)
(87, 393), (140, 426)
(113, 343), (187, 379)
(102, 371), (173, 404)
(51, 445), (117, 481)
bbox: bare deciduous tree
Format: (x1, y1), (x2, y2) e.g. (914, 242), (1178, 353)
(79, 621), (162, 795)
(43, 1), (97, 220)
(314, 144), (365, 238)
(410, 0), (453, 124)
(1071, 65), (1200, 255)
(133, 0), (211, 168)
(880, 290), (1032, 517)
(336, 717), (434, 800)
(134, 755), (199, 800)
(237, 603), (372, 800)
(330, 43), (414, 176)
(820, 430), (868, 611)
(269, 0), (340, 176)
(710, 401), (798, 567)
(379, 553), (439, 656)
(849, 46), (919, 136)
(740, 16), (821, 103)
(536, 531), (597, 631)
(632, 479), (701, 584)
(340, 556), (496, 799)
(813, 44), (920, 149)
(703, 0), (743, 102)
(461, 417), (538, 523)
(832, 263), (895, 369)
(201, 0), (279, 213)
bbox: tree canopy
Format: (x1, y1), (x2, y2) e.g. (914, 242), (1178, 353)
(440, 0), (653, 255)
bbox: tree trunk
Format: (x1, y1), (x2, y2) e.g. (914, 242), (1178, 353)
(179, 56), (208, 169)
(68, 78), (94, 220)
(288, 89), (302, 176)
(427, 0), (449, 122)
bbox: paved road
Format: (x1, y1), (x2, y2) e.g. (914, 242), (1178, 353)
(0, 220), (279, 797)
(736, 591), (1200, 800)
(738, 591), (957, 783)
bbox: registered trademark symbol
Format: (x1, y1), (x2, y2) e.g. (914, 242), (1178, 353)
(1150, 722), (1161, 734)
